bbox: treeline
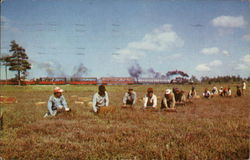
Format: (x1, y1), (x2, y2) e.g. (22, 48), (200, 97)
(200, 75), (250, 83)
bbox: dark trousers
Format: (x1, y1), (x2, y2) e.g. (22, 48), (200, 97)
(126, 100), (134, 105)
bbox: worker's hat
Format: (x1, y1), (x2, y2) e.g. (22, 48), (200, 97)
(165, 89), (171, 94)
(147, 88), (153, 93)
(54, 87), (64, 93)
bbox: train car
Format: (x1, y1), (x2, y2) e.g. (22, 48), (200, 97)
(0, 80), (18, 85)
(38, 77), (67, 85)
(100, 77), (135, 85)
(0, 79), (36, 85)
(138, 78), (170, 84)
(21, 79), (36, 85)
(69, 77), (97, 85)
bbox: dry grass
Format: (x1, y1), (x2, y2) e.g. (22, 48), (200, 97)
(0, 84), (249, 160)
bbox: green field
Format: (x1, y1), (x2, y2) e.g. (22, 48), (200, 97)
(0, 84), (249, 159)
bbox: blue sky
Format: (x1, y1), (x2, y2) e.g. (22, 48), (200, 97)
(0, 0), (250, 79)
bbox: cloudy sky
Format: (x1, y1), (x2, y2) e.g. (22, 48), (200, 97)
(0, 0), (249, 79)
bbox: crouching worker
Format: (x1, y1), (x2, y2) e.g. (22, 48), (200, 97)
(44, 87), (70, 117)
(143, 88), (157, 109)
(161, 89), (176, 111)
(236, 86), (242, 97)
(122, 88), (136, 108)
(93, 85), (109, 113)
(203, 88), (211, 99)
(187, 86), (197, 99)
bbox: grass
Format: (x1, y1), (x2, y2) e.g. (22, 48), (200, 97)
(0, 84), (249, 159)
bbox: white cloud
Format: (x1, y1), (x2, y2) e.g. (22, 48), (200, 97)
(212, 16), (247, 28)
(243, 54), (250, 64)
(209, 60), (222, 66)
(222, 50), (230, 56)
(112, 24), (184, 63)
(201, 47), (220, 55)
(236, 54), (250, 71)
(200, 47), (230, 56)
(195, 64), (211, 72)
(128, 24), (184, 51)
(243, 34), (250, 41)
(196, 59), (223, 72)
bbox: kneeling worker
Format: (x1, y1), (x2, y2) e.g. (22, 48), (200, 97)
(203, 88), (211, 98)
(143, 88), (157, 109)
(161, 89), (176, 111)
(93, 85), (109, 113)
(122, 88), (136, 107)
(44, 87), (70, 117)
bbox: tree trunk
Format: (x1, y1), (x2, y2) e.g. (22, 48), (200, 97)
(18, 70), (21, 85)
(0, 110), (3, 130)
(5, 65), (7, 85)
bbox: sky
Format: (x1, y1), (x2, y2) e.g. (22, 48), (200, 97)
(0, 0), (250, 80)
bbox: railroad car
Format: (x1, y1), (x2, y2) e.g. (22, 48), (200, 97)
(100, 77), (135, 85)
(69, 77), (97, 85)
(37, 77), (67, 85)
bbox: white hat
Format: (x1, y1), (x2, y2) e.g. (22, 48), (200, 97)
(165, 89), (171, 94)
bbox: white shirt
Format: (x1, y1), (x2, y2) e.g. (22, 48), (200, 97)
(143, 94), (157, 108)
(92, 91), (109, 113)
(243, 82), (246, 90)
(47, 95), (69, 116)
(203, 91), (211, 97)
(212, 87), (218, 95)
(123, 91), (136, 104)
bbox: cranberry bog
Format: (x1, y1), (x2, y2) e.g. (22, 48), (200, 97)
(0, 84), (249, 159)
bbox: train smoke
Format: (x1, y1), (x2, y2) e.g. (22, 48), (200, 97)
(166, 70), (189, 77)
(128, 63), (189, 80)
(147, 68), (168, 79)
(38, 62), (66, 77)
(128, 62), (143, 81)
(72, 63), (88, 77)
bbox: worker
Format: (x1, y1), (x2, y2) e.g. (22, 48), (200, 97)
(219, 87), (224, 96)
(187, 86), (197, 99)
(44, 87), (70, 117)
(143, 88), (157, 109)
(242, 81), (246, 96)
(236, 86), (242, 97)
(203, 88), (211, 98)
(173, 88), (186, 103)
(227, 87), (232, 97)
(92, 85), (109, 113)
(211, 86), (218, 95)
(122, 88), (136, 107)
(161, 89), (176, 110)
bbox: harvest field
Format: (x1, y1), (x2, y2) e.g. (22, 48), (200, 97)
(0, 84), (249, 159)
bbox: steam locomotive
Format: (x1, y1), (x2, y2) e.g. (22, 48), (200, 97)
(0, 76), (190, 85)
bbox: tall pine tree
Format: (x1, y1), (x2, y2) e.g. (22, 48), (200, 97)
(0, 54), (12, 81)
(7, 40), (31, 85)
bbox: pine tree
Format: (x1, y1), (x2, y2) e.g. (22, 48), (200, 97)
(7, 40), (31, 85)
(0, 54), (12, 81)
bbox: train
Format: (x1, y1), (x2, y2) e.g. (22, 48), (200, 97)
(0, 77), (191, 85)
